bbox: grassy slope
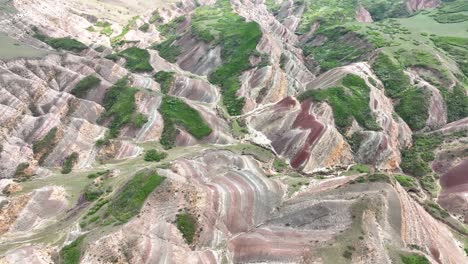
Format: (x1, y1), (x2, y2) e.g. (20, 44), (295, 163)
(59, 235), (85, 264)
(106, 172), (165, 223)
(99, 77), (147, 140)
(192, 1), (262, 115)
(299, 74), (380, 131)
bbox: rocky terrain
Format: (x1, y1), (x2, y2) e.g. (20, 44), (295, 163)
(0, 0), (467, 263)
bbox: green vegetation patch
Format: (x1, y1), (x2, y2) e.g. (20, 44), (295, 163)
(157, 16), (185, 37)
(434, 13), (468, 23)
(84, 184), (106, 202)
(395, 88), (430, 131)
(420, 175), (439, 197)
(432, 36), (468, 76)
(61, 152), (79, 174)
(400, 253), (430, 264)
(442, 85), (468, 123)
(302, 27), (373, 72)
(116, 47), (153, 72)
(371, 53), (429, 130)
(83, 172), (112, 203)
(152, 36), (182, 63)
(87, 170), (110, 179)
(159, 96), (212, 149)
(98, 77), (147, 142)
(343, 164), (371, 176)
(299, 74), (380, 131)
(149, 10), (163, 24)
(59, 235), (85, 264)
(94, 21), (113, 37)
(401, 134), (443, 177)
(192, 1), (262, 115)
(424, 201), (450, 219)
(394, 174), (416, 188)
(33, 29), (87, 52)
(33, 127), (58, 164)
(105, 171), (165, 223)
(139, 23), (150, 32)
(176, 213), (197, 244)
(70, 75), (101, 98)
(111, 16), (139, 46)
(434, 1), (468, 24)
(153, 71), (175, 94)
(273, 158), (288, 172)
(297, 0), (408, 34)
(350, 173), (391, 184)
(14, 163), (31, 181)
(372, 53), (411, 98)
(144, 149), (168, 162)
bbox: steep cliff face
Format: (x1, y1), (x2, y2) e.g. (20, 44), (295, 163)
(248, 97), (353, 172)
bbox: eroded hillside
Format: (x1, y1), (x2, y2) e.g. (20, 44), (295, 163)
(0, 0), (467, 263)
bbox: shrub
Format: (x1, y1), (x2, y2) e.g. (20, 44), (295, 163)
(273, 158), (288, 172)
(442, 85), (468, 123)
(424, 201), (450, 219)
(70, 75), (101, 98)
(149, 10), (163, 24)
(395, 88), (429, 131)
(33, 128), (58, 164)
(33, 30), (87, 52)
(176, 213), (197, 244)
(144, 149), (168, 162)
(62, 152), (79, 174)
(157, 16), (185, 36)
(117, 47), (153, 72)
(372, 53), (411, 98)
(153, 36), (182, 63)
(344, 164), (371, 175)
(401, 134), (443, 177)
(153, 71), (175, 94)
(100, 77), (148, 138)
(394, 175), (416, 188)
(84, 184), (105, 201)
(87, 170), (110, 179)
(14, 163), (30, 181)
(139, 23), (150, 32)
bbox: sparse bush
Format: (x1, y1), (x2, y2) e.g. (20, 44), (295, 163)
(62, 152), (79, 174)
(70, 75), (101, 98)
(144, 149), (168, 162)
(33, 128), (58, 164)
